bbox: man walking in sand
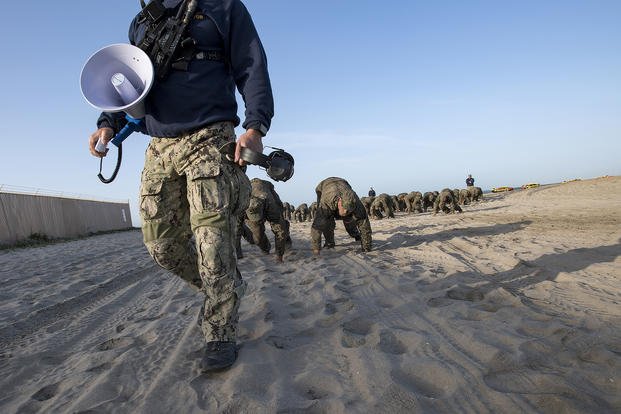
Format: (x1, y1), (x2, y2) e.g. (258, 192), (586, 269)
(311, 177), (372, 254)
(87, 0), (273, 372)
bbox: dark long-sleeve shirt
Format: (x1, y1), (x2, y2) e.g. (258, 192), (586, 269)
(98, 0), (273, 138)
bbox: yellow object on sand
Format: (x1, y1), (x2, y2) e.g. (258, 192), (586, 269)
(492, 186), (514, 193)
(521, 183), (540, 189)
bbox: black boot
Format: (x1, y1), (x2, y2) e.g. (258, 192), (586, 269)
(200, 341), (238, 372)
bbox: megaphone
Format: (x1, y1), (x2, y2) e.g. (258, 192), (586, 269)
(80, 44), (154, 183)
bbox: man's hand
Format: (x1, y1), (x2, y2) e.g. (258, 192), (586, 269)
(89, 127), (114, 158)
(235, 129), (264, 167)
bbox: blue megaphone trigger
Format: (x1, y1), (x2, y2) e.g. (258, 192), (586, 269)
(110, 115), (146, 147)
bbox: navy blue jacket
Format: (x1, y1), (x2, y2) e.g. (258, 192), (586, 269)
(98, 0), (273, 138)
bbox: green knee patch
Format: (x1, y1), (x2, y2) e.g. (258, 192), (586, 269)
(143, 220), (187, 243)
(191, 211), (229, 230)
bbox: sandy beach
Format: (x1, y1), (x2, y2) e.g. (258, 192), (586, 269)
(0, 176), (619, 413)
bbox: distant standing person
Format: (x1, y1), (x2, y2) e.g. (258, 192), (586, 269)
(368, 187), (376, 197)
(466, 174), (475, 187)
(312, 177), (372, 254)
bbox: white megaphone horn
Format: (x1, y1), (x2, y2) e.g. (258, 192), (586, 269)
(80, 43), (154, 153)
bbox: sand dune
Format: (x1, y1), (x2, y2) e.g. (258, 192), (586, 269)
(0, 176), (620, 413)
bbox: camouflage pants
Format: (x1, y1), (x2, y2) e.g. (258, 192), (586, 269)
(245, 218), (290, 257)
(139, 122), (251, 342)
(311, 212), (360, 250)
(244, 192), (290, 257)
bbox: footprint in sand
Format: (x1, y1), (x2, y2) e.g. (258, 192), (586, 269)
(426, 297), (452, 308)
(295, 380), (331, 400)
(378, 330), (407, 355)
(96, 337), (134, 351)
(340, 317), (374, 348)
(31, 382), (61, 402)
(276, 284), (292, 298)
(375, 296), (396, 309)
(390, 359), (457, 399)
(266, 328), (316, 350)
(86, 361), (113, 374)
(324, 297), (354, 315)
(288, 301), (314, 319)
(292, 373), (342, 402)
(37, 352), (67, 366)
(266, 335), (291, 349)
(298, 277), (314, 286)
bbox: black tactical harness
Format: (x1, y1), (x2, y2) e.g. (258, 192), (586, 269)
(97, 0), (227, 184)
(136, 0), (225, 80)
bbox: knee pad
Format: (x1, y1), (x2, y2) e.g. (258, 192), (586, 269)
(146, 238), (186, 271)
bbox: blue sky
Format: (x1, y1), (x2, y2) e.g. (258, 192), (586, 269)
(0, 1), (619, 226)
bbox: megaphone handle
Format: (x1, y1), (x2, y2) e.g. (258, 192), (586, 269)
(94, 116), (143, 152)
(110, 116), (143, 147)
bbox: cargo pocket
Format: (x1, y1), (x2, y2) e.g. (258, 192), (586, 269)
(139, 178), (165, 221)
(187, 157), (226, 222)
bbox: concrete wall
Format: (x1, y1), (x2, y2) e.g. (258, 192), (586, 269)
(0, 192), (133, 245)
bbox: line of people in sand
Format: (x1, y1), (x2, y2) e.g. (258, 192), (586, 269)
(237, 176), (485, 263)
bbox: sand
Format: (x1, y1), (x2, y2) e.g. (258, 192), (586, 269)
(0, 176), (619, 413)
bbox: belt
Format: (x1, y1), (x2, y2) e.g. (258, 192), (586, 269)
(195, 50), (225, 62)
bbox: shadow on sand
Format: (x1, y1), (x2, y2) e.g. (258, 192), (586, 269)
(376, 220), (533, 251)
(423, 240), (621, 307)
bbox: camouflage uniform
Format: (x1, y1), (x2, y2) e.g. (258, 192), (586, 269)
(422, 191), (436, 212)
(405, 191), (423, 213)
(453, 189), (462, 201)
(294, 203), (310, 222)
(311, 177), (372, 252)
(282, 202), (292, 221)
(390, 195), (400, 213)
(468, 186), (483, 202)
(360, 196), (374, 216)
(370, 193), (395, 219)
(241, 178), (291, 258)
(397, 193), (408, 212)
(140, 122), (250, 343)
(309, 201), (318, 220)
(433, 188), (463, 214)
